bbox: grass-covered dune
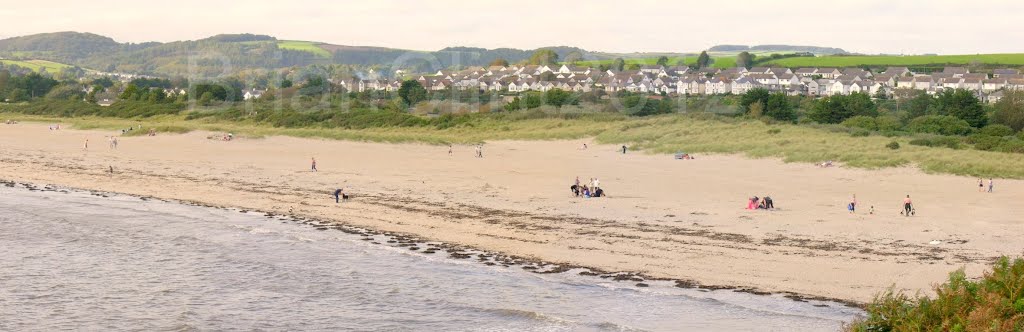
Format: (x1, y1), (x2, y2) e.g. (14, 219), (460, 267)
(5, 104), (1024, 179)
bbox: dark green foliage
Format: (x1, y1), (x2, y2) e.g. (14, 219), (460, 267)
(764, 93), (796, 122)
(886, 141), (900, 150)
(0, 72), (59, 101)
(528, 49), (559, 65)
(979, 124), (1015, 137)
(611, 58), (625, 72)
(907, 115), (973, 136)
(739, 88), (769, 114)
(5, 99), (183, 118)
(696, 51), (711, 68)
(933, 89), (986, 128)
(809, 93), (877, 124)
(736, 51), (754, 69)
(992, 90), (1024, 132)
(842, 116), (878, 131)
(397, 80), (427, 107)
(909, 135), (962, 149)
(875, 115), (902, 132)
(849, 257), (1024, 331)
(655, 56), (669, 66)
(543, 89), (573, 107)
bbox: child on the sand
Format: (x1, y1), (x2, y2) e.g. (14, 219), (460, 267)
(902, 195), (914, 216)
(311, 157), (317, 172)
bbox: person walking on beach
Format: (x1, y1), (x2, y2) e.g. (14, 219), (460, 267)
(902, 195), (914, 216)
(978, 178), (984, 192)
(112, 137), (118, 149)
(84, 138), (89, 150)
(333, 188), (344, 203)
(311, 157), (318, 172)
(448, 144), (453, 156)
(848, 194), (857, 214)
(622, 145), (627, 154)
(988, 178), (994, 193)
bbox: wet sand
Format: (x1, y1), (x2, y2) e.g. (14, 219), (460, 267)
(1, 123), (1021, 304)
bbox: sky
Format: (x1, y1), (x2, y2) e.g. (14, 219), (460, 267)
(1, 0), (1022, 55)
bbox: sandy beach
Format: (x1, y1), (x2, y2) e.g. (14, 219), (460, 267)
(1, 122), (1021, 304)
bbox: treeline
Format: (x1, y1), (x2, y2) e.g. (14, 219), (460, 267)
(737, 87), (1024, 153)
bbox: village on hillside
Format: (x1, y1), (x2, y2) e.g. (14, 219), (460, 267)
(340, 64), (1024, 104)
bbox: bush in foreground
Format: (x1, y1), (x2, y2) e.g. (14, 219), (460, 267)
(847, 257), (1024, 332)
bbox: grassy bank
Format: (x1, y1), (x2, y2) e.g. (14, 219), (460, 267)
(5, 108), (1024, 179)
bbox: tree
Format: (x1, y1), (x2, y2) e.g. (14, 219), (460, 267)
(489, 58), (510, 67)
(739, 88), (770, 114)
(809, 93), (878, 124)
(765, 93), (796, 122)
(544, 89), (571, 107)
(120, 83), (140, 100)
(528, 49), (559, 65)
(696, 51), (711, 68)
(564, 52), (583, 65)
(933, 89), (986, 128)
(611, 58), (625, 72)
(992, 90), (1024, 132)
(906, 92), (934, 120)
(736, 51), (755, 69)
(397, 80), (427, 107)
(279, 79), (293, 88)
(198, 92), (214, 106)
(655, 56), (669, 66)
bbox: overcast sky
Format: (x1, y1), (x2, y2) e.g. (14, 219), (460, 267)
(1, 0), (1021, 55)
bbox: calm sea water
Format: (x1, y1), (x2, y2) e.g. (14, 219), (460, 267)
(0, 184), (862, 331)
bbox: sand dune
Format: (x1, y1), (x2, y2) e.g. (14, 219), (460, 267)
(1, 123), (1021, 303)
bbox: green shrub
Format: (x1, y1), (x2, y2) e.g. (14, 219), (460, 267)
(979, 124), (1015, 137)
(851, 129), (871, 137)
(875, 115), (902, 132)
(848, 257), (1024, 332)
(767, 128), (781, 135)
(995, 139), (1024, 153)
(909, 135), (962, 149)
(907, 115), (973, 136)
(970, 135), (1004, 151)
(842, 115), (878, 131)
(886, 141), (900, 150)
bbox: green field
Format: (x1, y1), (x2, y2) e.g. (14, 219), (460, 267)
(277, 40), (331, 58)
(577, 56), (736, 69)
(0, 59), (71, 73)
(763, 53), (1024, 68)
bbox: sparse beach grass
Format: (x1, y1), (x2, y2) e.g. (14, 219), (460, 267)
(5, 111), (1024, 178)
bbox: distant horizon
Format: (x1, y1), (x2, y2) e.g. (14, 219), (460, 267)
(4, 30), (1024, 57)
(1, 0), (1022, 55)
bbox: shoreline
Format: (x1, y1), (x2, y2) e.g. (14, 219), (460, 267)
(1, 123), (1021, 304)
(0, 179), (865, 309)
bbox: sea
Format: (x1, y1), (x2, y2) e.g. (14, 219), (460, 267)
(0, 183), (863, 331)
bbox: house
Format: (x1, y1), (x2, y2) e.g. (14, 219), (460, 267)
(994, 68), (1021, 78)
(747, 67), (771, 74)
(240, 89), (262, 99)
(983, 78), (1007, 92)
(943, 67), (970, 77)
(676, 77), (704, 95)
(817, 68), (842, 79)
(704, 77), (731, 95)
(769, 67), (793, 76)
(830, 80), (851, 96)
(883, 67), (912, 77)
(804, 80), (821, 96)
(730, 76), (758, 95)
(940, 77), (962, 90)
(986, 90), (1004, 104)
(913, 76), (933, 90)
(639, 65), (666, 76)
(795, 68), (818, 77)
(777, 73), (800, 87)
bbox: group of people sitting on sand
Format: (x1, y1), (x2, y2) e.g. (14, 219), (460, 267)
(817, 160), (835, 168)
(571, 177), (605, 198)
(5, 120), (19, 125)
(674, 152), (695, 160)
(48, 124), (61, 130)
(747, 195), (774, 210)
